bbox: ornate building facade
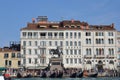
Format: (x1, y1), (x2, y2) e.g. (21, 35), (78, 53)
(20, 16), (118, 70)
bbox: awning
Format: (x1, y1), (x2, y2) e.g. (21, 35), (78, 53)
(0, 67), (6, 71)
(27, 66), (47, 69)
(84, 64), (92, 70)
(109, 64), (115, 70)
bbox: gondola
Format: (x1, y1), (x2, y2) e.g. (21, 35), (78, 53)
(49, 72), (56, 78)
(56, 72), (63, 78)
(40, 72), (47, 78)
(76, 71), (83, 78)
(70, 72), (77, 78)
(88, 72), (98, 77)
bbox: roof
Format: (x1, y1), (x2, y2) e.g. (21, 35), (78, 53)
(21, 19), (116, 31)
(0, 47), (20, 52)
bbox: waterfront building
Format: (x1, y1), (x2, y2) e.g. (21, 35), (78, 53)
(20, 16), (118, 70)
(117, 31), (120, 72)
(0, 42), (21, 69)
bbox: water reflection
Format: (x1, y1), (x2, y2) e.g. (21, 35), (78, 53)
(12, 77), (120, 80)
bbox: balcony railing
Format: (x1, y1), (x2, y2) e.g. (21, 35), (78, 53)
(95, 55), (105, 59)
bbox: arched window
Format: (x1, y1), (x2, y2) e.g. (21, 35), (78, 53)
(96, 48), (99, 55)
(74, 41), (77, 46)
(101, 48), (104, 55)
(99, 48), (102, 55)
(89, 49), (91, 55)
(78, 41), (81, 46)
(70, 41), (73, 46)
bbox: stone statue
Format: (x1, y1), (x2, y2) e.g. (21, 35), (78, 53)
(50, 46), (63, 57)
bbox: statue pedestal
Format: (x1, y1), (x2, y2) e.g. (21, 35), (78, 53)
(49, 57), (63, 71)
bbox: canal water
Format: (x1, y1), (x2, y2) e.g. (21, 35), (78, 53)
(12, 77), (120, 80)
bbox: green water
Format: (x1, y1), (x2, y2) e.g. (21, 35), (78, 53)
(12, 77), (120, 80)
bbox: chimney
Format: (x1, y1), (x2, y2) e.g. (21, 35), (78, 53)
(111, 23), (114, 28)
(32, 18), (35, 23)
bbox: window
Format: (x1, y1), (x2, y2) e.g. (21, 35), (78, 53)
(28, 49), (31, 55)
(59, 32), (64, 38)
(66, 32), (68, 38)
(34, 58), (38, 64)
(108, 38), (114, 44)
(70, 32), (72, 38)
(28, 32), (32, 38)
(9, 61), (12, 66)
(4, 53), (9, 58)
(78, 49), (81, 55)
(66, 41), (68, 46)
(23, 50), (26, 54)
(86, 32), (91, 36)
(29, 41), (32, 46)
(5, 60), (8, 66)
(118, 48), (120, 52)
(96, 48), (104, 55)
(78, 32), (81, 38)
(70, 41), (72, 46)
(18, 61), (21, 66)
(40, 33), (46, 38)
(74, 41), (77, 46)
(34, 49), (37, 54)
(55, 41), (57, 46)
(78, 41), (81, 46)
(54, 33), (58, 38)
(48, 32), (52, 38)
(74, 58), (77, 64)
(86, 38), (91, 44)
(96, 38), (104, 44)
(33, 32), (38, 38)
(78, 59), (81, 63)
(86, 48), (91, 55)
(66, 49), (69, 55)
(74, 32), (77, 38)
(70, 49), (73, 55)
(70, 58), (73, 64)
(108, 32), (113, 36)
(65, 26), (69, 28)
(23, 41), (26, 46)
(74, 50), (77, 55)
(66, 58), (69, 64)
(96, 32), (104, 36)
(109, 48), (114, 55)
(49, 41), (52, 46)
(22, 32), (26, 37)
(17, 53), (21, 58)
(11, 53), (15, 58)
(77, 26), (80, 28)
(60, 41), (63, 46)
(35, 41), (37, 46)
(28, 58), (31, 64)
(71, 26), (75, 28)
(23, 59), (26, 64)
(40, 41), (44, 46)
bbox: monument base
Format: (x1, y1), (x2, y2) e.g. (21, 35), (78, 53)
(49, 57), (63, 71)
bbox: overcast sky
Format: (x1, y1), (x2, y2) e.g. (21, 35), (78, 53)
(0, 0), (120, 47)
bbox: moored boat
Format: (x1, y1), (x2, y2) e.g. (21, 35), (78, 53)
(83, 70), (98, 77)
(0, 76), (4, 80)
(76, 71), (83, 78)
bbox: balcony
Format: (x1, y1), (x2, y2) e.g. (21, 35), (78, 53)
(38, 54), (46, 58)
(21, 46), (26, 49)
(84, 55), (92, 59)
(95, 55), (105, 59)
(118, 51), (120, 54)
(21, 54), (26, 58)
(38, 46), (46, 49)
(108, 55), (115, 59)
(118, 58), (120, 60)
